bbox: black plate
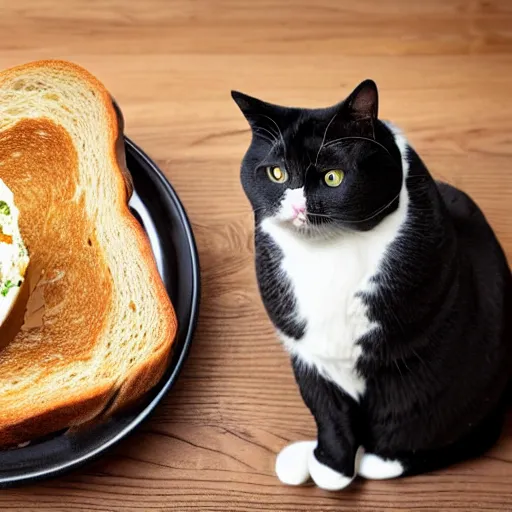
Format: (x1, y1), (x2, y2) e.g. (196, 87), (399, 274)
(0, 138), (200, 487)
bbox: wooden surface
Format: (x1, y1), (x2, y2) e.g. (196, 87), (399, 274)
(0, 0), (511, 510)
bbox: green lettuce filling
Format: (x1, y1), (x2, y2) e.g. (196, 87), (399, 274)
(0, 201), (10, 216)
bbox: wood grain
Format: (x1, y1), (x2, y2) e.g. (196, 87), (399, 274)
(0, 0), (511, 510)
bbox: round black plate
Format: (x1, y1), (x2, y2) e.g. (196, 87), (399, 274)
(0, 138), (200, 487)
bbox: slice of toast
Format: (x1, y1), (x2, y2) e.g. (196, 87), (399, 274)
(0, 60), (177, 447)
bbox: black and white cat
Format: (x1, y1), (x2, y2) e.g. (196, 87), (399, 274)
(232, 80), (512, 491)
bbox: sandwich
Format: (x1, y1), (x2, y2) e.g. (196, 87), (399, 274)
(0, 60), (177, 447)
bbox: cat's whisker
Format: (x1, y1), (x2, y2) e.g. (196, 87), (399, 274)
(307, 212), (333, 219)
(254, 140), (280, 169)
(400, 357), (412, 374)
(306, 191), (401, 225)
(394, 360), (404, 381)
(315, 112), (338, 168)
(257, 114), (289, 169)
(304, 155), (314, 180)
(253, 126), (279, 145)
(323, 136), (394, 159)
(253, 133), (275, 145)
(411, 347), (427, 369)
(348, 193), (402, 223)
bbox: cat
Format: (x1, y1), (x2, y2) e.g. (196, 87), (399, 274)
(232, 80), (512, 491)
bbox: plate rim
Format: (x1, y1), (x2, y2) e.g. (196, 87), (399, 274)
(0, 136), (200, 486)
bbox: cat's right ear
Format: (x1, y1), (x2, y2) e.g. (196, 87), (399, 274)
(231, 91), (271, 128)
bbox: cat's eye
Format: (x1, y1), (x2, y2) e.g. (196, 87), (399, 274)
(324, 170), (344, 188)
(266, 166), (288, 184)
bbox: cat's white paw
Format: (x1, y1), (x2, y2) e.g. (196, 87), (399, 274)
(358, 453), (404, 480)
(275, 441), (316, 486)
(308, 450), (354, 491)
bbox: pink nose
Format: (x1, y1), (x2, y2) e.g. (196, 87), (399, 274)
(292, 204), (306, 216)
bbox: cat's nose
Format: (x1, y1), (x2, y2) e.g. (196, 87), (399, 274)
(292, 204), (306, 216)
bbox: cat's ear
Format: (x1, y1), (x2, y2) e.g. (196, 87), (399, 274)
(232, 91), (262, 117)
(231, 91), (276, 128)
(344, 79), (379, 121)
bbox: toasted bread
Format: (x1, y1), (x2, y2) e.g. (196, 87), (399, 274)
(0, 60), (177, 447)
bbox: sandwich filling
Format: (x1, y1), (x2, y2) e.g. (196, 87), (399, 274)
(0, 178), (29, 325)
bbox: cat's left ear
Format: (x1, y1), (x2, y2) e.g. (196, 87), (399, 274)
(344, 79), (379, 121)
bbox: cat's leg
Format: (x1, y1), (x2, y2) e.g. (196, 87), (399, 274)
(359, 400), (506, 480)
(275, 358), (362, 491)
(307, 415), (363, 490)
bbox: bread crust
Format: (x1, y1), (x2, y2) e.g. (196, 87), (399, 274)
(0, 61), (177, 447)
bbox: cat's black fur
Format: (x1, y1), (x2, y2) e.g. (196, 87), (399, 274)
(233, 81), (512, 481)
(255, 229), (306, 340)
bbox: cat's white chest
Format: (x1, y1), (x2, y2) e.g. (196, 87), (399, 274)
(261, 214), (404, 402)
(283, 236), (375, 356)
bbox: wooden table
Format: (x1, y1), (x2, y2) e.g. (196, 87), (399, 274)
(1, 1), (511, 510)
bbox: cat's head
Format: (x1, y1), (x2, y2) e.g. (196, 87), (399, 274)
(232, 80), (404, 235)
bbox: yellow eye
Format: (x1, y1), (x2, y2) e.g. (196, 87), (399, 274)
(324, 170), (344, 187)
(266, 166), (288, 184)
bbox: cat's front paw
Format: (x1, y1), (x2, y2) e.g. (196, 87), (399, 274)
(307, 449), (354, 491)
(275, 441), (355, 491)
(275, 441), (315, 485)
